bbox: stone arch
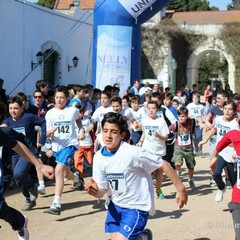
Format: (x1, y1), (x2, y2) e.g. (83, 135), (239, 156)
(186, 44), (235, 91)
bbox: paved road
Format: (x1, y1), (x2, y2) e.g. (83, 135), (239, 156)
(1, 151), (235, 240)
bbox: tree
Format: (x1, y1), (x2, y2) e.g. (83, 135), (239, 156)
(36, 0), (55, 9)
(167, 0), (218, 11)
(198, 54), (228, 94)
(228, 0), (240, 9)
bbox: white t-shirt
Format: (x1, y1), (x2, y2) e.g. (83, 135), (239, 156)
(187, 102), (204, 119)
(130, 107), (147, 131)
(91, 106), (112, 132)
(79, 117), (92, 147)
(45, 107), (80, 151)
(141, 117), (169, 156)
(215, 116), (240, 162)
(93, 142), (163, 215)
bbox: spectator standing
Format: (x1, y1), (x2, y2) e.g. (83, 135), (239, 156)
(225, 83), (233, 98)
(128, 79), (140, 96)
(204, 85), (212, 111)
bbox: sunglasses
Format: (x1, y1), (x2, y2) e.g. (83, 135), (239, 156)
(34, 96), (42, 99)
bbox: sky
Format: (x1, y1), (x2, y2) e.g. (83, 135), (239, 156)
(208, 0), (232, 10)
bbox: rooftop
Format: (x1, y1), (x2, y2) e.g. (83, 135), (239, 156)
(54, 0), (95, 10)
(171, 10), (240, 25)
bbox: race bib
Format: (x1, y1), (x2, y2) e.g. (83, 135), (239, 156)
(178, 131), (191, 146)
(13, 127), (26, 136)
(105, 173), (127, 197)
(217, 124), (230, 137)
(54, 121), (72, 138)
(145, 126), (158, 142)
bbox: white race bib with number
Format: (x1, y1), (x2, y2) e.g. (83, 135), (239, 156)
(145, 126), (158, 142)
(13, 127), (26, 136)
(105, 173), (127, 197)
(178, 131), (191, 146)
(54, 121), (72, 139)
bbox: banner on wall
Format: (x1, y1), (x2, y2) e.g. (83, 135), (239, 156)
(96, 25), (132, 96)
(119, 0), (157, 19)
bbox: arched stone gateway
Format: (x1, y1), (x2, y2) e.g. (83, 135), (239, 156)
(186, 40), (235, 91)
(170, 10), (240, 93)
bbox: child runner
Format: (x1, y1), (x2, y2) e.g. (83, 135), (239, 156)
(199, 100), (239, 202)
(85, 112), (188, 240)
(45, 86), (84, 215)
(186, 92), (205, 155)
(163, 92), (178, 120)
(137, 101), (169, 199)
(0, 127), (54, 240)
(169, 106), (198, 190)
(211, 130), (240, 240)
(2, 97), (46, 211)
(73, 105), (93, 190)
(129, 96), (147, 145)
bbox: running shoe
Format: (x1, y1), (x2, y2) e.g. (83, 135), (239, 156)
(18, 216), (29, 240)
(141, 229), (153, 240)
(189, 179), (196, 190)
(45, 204), (61, 215)
(21, 201), (36, 211)
(73, 174), (85, 191)
(210, 178), (216, 187)
(215, 189), (225, 202)
(37, 185), (46, 195)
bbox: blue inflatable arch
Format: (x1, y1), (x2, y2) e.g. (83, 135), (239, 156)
(92, 0), (171, 95)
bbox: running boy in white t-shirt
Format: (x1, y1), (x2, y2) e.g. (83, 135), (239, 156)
(199, 100), (240, 202)
(137, 101), (169, 199)
(187, 92), (205, 155)
(45, 86), (84, 215)
(85, 112), (187, 240)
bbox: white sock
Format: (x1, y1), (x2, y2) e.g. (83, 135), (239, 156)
(39, 180), (45, 187)
(53, 196), (61, 206)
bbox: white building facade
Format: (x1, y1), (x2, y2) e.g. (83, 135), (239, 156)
(0, 0), (93, 97)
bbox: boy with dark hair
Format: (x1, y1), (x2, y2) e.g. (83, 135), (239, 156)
(169, 106), (197, 190)
(86, 112), (187, 240)
(163, 92), (178, 119)
(45, 86), (84, 215)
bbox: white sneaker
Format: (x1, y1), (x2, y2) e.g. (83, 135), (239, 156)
(73, 172), (80, 184)
(45, 203), (61, 215)
(18, 216), (29, 240)
(37, 185), (46, 195)
(215, 189), (225, 202)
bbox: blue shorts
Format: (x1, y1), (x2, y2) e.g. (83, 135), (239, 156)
(53, 146), (77, 167)
(105, 201), (149, 240)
